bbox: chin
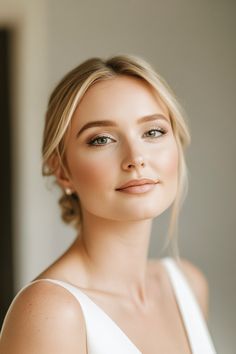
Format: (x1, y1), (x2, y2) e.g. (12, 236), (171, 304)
(108, 204), (171, 222)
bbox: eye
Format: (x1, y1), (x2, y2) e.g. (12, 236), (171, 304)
(87, 127), (167, 147)
(87, 135), (115, 147)
(143, 128), (167, 138)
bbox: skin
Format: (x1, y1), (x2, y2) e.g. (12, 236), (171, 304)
(0, 75), (209, 354)
(58, 75), (179, 305)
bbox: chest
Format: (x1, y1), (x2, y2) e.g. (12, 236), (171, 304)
(83, 264), (193, 354)
(110, 294), (192, 354)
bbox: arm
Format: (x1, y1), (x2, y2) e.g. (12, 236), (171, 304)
(0, 281), (87, 354)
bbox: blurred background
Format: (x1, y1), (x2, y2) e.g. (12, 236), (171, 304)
(0, 0), (235, 352)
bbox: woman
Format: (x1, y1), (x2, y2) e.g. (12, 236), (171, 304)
(0, 55), (217, 353)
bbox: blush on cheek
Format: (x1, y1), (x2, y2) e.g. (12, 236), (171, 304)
(168, 149), (179, 174)
(159, 146), (179, 177)
(71, 159), (110, 192)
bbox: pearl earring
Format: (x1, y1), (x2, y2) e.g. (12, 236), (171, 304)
(65, 188), (72, 195)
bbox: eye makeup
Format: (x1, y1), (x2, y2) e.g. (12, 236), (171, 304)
(86, 126), (168, 147)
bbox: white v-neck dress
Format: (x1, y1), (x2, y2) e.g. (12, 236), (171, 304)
(15, 257), (217, 354)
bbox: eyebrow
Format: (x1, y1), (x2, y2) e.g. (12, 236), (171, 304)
(76, 114), (170, 138)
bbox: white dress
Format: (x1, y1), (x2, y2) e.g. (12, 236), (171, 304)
(13, 257), (217, 354)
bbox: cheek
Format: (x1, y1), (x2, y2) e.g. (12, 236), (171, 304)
(156, 142), (179, 179)
(166, 147), (179, 177)
(156, 141), (179, 208)
(68, 152), (113, 192)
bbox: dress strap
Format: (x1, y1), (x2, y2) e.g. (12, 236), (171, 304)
(27, 278), (142, 354)
(161, 257), (217, 354)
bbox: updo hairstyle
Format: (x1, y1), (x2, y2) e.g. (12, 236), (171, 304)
(42, 54), (191, 257)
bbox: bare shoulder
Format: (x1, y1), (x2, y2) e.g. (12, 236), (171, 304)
(174, 257), (209, 321)
(0, 280), (87, 354)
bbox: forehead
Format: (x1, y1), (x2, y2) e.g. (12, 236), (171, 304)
(74, 75), (170, 122)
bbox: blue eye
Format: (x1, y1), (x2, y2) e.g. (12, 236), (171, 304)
(87, 135), (115, 146)
(87, 128), (167, 147)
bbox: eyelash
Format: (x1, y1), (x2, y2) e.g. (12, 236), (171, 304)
(86, 128), (167, 147)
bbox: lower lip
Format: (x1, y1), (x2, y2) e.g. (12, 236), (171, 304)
(116, 183), (157, 194)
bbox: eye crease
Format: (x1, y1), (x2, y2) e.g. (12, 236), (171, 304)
(86, 127), (168, 147)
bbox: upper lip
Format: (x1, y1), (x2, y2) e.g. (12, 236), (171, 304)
(116, 178), (159, 190)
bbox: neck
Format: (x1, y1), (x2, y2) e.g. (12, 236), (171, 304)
(73, 211), (154, 307)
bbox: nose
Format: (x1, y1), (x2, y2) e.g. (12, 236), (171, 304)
(121, 147), (146, 171)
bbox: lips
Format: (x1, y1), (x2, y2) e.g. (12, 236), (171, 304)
(116, 178), (159, 191)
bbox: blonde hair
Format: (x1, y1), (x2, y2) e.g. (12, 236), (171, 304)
(42, 54), (191, 259)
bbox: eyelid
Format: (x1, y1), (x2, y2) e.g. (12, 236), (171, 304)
(86, 126), (168, 147)
(86, 132), (114, 143)
(84, 123), (168, 139)
(146, 125), (167, 132)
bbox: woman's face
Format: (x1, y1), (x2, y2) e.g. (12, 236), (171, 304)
(62, 75), (179, 222)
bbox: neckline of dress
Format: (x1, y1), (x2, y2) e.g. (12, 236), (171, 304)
(38, 277), (144, 353)
(32, 257), (185, 354)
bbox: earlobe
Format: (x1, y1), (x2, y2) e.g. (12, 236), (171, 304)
(50, 154), (75, 192)
(55, 164), (75, 192)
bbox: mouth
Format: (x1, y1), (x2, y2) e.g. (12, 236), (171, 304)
(116, 178), (159, 191)
(116, 182), (158, 194)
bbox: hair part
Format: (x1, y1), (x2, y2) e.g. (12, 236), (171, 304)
(42, 54), (191, 259)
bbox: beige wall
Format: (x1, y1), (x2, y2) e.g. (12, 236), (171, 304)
(1, 0), (235, 353)
(46, 2), (236, 351)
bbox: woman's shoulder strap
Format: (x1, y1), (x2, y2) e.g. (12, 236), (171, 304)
(161, 257), (217, 353)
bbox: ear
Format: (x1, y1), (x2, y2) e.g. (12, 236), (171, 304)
(49, 153), (75, 193)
